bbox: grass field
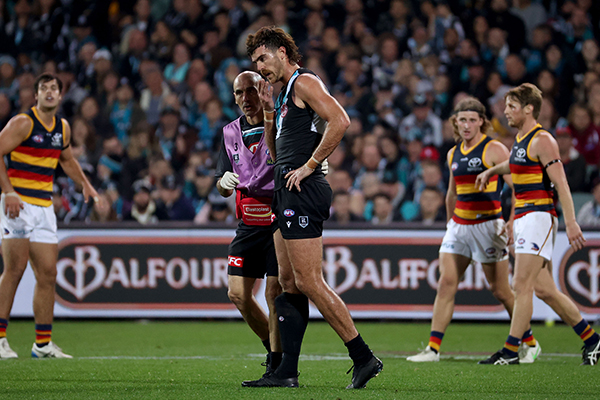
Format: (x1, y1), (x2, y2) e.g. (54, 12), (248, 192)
(0, 319), (596, 399)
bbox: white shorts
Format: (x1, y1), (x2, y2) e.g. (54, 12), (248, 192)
(440, 218), (509, 263)
(0, 194), (58, 244)
(514, 211), (557, 261)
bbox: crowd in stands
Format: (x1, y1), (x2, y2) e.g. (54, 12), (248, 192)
(1, 0), (600, 226)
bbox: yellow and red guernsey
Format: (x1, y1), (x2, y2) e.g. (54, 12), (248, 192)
(449, 135), (502, 224)
(509, 124), (556, 219)
(7, 107), (65, 207)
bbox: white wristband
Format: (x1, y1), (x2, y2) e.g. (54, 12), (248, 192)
(4, 192), (20, 199)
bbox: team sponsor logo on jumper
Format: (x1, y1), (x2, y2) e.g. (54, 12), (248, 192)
(243, 205), (271, 215)
(299, 216), (309, 228)
(559, 244), (600, 311)
(249, 143), (259, 154)
(515, 148), (526, 161)
(233, 154), (240, 164)
(32, 134), (44, 143)
(468, 158), (482, 170)
(286, 221), (291, 228)
(281, 104), (288, 118)
(228, 256), (244, 268)
(283, 209), (295, 217)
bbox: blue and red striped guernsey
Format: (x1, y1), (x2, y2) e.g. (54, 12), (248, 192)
(7, 107), (65, 207)
(449, 135), (502, 224)
(509, 124), (556, 219)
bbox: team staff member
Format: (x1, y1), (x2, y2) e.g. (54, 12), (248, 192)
(244, 26), (382, 389)
(215, 71), (282, 377)
(477, 83), (600, 365)
(408, 97), (540, 363)
(0, 73), (101, 359)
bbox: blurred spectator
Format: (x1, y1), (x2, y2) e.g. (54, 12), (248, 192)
(89, 192), (118, 222)
(109, 81), (145, 144)
(140, 64), (171, 125)
(0, 55), (18, 98)
(415, 186), (446, 225)
(371, 192), (397, 225)
(120, 28), (149, 91)
(148, 20), (177, 67)
(124, 179), (158, 224)
(154, 107), (197, 169)
(511, 0), (547, 45)
(0, 92), (12, 127)
(330, 190), (365, 224)
(486, 0), (526, 52)
(556, 126), (587, 192)
(399, 93), (443, 147)
(70, 117), (98, 165)
(566, 103), (600, 166)
(577, 178), (600, 227)
(5, 0), (39, 56)
(57, 64), (88, 119)
(164, 42), (191, 86)
(79, 95), (115, 140)
(353, 143), (384, 190)
(189, 166), (216, 215)
(155, 174), (195, 221)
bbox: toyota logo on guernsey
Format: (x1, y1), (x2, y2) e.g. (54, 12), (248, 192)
(559, 243), (600, 312)
(284, 209), (295, 217)
(228, 256), (244, 268)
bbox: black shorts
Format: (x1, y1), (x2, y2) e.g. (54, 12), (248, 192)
(228, 222), (278, 278)
(273, 175), (332, 240)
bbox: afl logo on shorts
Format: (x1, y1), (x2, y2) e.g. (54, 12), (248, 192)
(283, 209), (295, 217)
(485, 247), (497, 255)
(228, 256), (244, 268)
(32, 134), (44, 143)
(281, 104), (288, 118)
(517, 238), (526, 245)
(451, 162), (458, 171)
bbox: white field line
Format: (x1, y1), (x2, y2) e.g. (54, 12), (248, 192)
(76, 352), (580, 361)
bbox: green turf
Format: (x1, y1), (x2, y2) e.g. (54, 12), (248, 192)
(0, 320), (595, 399)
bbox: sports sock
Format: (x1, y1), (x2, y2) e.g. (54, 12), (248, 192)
(35, 324), (52, 347)
(428, 331), (444, 353)
(0, 318), (7, 339)
(273, 292), (309, 378)
(502, 335), (520, 358)
(262, 338), (271, 353)
(345, 334), (373, 366)
(521, 328), (537, 347)
(270, 352), (282, 370)
(573, 319), (600, 347)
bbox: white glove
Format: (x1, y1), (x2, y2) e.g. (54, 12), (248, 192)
(321, 159), (329, 176)
(220, 171), (240, 190)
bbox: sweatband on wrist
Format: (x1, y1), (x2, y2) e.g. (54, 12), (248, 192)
(306, 156), (321, 170)
(4, 192), (20, 199)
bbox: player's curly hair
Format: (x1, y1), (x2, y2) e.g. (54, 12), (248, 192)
(246, 26), (302, 65)
(449, 97), (491, 142)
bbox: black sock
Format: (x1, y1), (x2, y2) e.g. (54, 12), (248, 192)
(345, 334), (373, 366)
(273, 292), (309, 378)
(270, 351), (283, 370)
(262, 338), (271, 353)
